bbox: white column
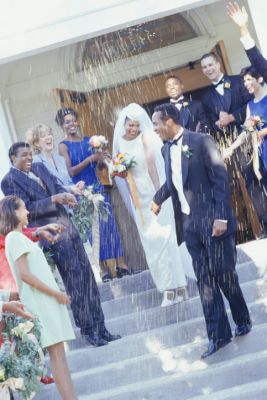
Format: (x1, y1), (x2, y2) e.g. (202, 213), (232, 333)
(0, 99), (13, 196)
(247, 0), (267, 57)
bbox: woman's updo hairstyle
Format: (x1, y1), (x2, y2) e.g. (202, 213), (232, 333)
(55, 108), (78, 126)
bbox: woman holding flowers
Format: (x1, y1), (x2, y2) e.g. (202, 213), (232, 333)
(56, 107), (129, 281)
(0, 195), (77, 400)
(113, 103), (194, 307)
(224, 66), (267, 234)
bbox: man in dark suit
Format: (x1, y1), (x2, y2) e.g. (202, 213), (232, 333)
(165, 75), (208, 132)
(227, 1), (267, 83)
(201, 52), (252, 143)
(201, 51), (260, 241)
(1, 142), (121, 347)
(151, 104), (251, 359)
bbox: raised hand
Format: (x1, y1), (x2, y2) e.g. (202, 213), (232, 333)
(226, 2), (249, 34)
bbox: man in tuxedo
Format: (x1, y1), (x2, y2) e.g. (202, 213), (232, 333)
(151, 104), (251, 359)
(227, 1), (267, 83)
(1, 142), (121, 347)
(201, 51), (261, 241)
(201, 51), (252, 143)
(165, 75), (208, 132)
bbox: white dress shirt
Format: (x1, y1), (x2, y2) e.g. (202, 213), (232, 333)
(170, 128), (190, 215)
(170, 95), (184, 111)
(212, 73), (225, 96)
(240, 32), (255, 50)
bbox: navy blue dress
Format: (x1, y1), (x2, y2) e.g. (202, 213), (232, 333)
(61, 137), (124, 261)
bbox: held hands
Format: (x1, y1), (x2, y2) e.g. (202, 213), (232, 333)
(151, 201), (161, 216)
(2, 301), (34, 319)
(54, 291), (71, 305)
(226, 2), (249, 31)
(52, 193), (78, 208)
(212, 220), (228, 237)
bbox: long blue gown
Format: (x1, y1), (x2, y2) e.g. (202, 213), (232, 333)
(61, 137), (124, 261)
(248, 95), (267, 177)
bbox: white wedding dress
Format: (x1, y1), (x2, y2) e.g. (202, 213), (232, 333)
(116, 132), (194, 292)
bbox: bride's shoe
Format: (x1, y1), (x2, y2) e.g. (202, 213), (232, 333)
(176, 287), (189, 301)
(161, 290), (183, 307)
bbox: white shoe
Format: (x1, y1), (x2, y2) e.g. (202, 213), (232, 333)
(161, 291), (183, 307)
(176, 287), (189, 301)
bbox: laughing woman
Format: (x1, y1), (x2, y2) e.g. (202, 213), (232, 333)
(0, 196), (77, 400)
(56, 107), (129, 281)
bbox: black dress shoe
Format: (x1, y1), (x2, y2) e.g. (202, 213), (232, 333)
(201, 338), (232, 359)
(101, 273), (113, 283)
(83, 333), (108, 347)
(101, 329), (121, 342)
(235, 323), (252, 337)
(116, 267), (131, 278)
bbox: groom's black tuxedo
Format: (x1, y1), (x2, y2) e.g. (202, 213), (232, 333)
(1, 163), (105, 336)
(154, 130), (250, 342)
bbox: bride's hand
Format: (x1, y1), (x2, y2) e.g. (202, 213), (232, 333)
(151, 201), (161, 215)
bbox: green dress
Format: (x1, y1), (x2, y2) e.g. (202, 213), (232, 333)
(5, 231), (75, 348)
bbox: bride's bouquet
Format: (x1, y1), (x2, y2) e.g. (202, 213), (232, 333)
(89, 135), (109, 153)
(111, 152), (137, 178)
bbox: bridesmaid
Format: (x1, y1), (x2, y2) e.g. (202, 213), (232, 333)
(55, 107), (129, 281)
(1, 195), (77, 400)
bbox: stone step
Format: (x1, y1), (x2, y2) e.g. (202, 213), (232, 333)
(64, 294), (267, 374)
(38, 324), (267, 399)
(185, 378), (267, 400)
(67, 277), (267, 351)
(104, 279), (267, 337)
(98, 252), (267, 303)
(34, 238), (267, 400)
(100, 261), (265, 319)
(79, 349), (267, 400)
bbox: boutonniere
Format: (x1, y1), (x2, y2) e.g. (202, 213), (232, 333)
(182, 101), (189, 108)
(224, 81), (231, 89)
(182, 145), (193, 158)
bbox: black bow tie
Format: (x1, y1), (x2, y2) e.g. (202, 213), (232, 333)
(168, 134), (183, 146)
(213, 77), (224, 88)
(170, 98), (184, 104)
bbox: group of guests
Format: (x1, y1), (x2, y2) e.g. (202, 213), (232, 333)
(0, 2), (267, 398)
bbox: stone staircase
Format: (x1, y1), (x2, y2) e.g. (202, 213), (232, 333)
(36, 239), (267, 400)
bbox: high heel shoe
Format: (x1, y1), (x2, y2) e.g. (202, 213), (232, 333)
(176, 287), (189, 301)
(161, 290), (183, 307)
(116, 267), (131, 278)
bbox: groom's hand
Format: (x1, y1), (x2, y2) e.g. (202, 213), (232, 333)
(151, 201), (161, 215)
(212, 220), (228, 237)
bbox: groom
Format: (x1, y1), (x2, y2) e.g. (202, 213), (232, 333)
(151, 103), (251, 358)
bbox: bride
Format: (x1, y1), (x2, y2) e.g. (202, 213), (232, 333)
(113, 103), (194, 307)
